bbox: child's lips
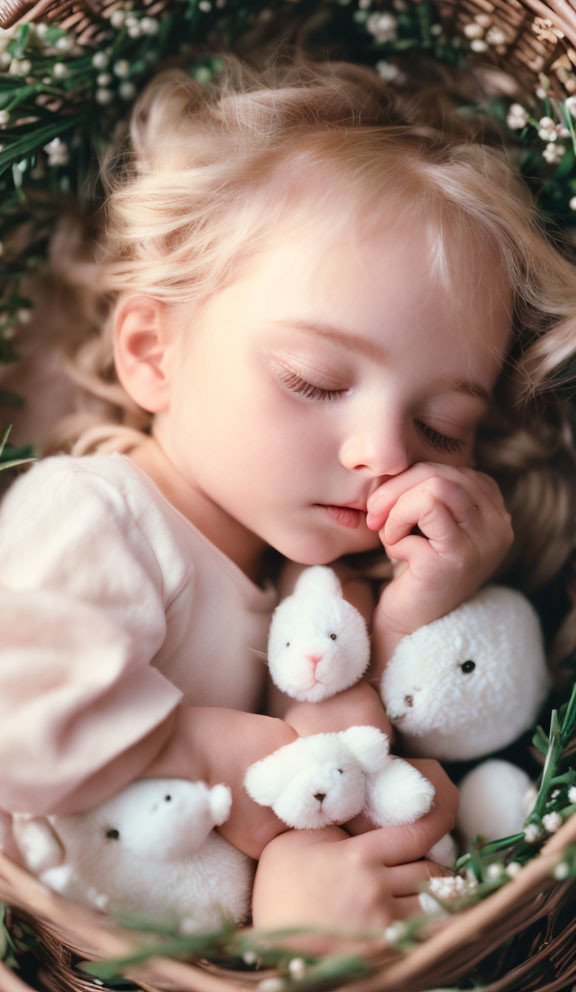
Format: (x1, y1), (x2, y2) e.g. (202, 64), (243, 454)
(318, 504), (367, 529)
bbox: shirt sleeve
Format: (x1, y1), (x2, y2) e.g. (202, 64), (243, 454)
(0, 457), (183, 816)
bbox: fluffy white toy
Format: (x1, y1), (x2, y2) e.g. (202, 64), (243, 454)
(267, 566), (370, 702)
(381, 585), (550, 762)
(244, 725), (435, 829)
(380, 585), (550, 848)
(13, 779), (253, 930)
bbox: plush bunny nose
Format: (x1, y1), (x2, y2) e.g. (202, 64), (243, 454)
(404, 694), (414, 708)
(307, 654), (323, 670)
(314, 793), (326, 804)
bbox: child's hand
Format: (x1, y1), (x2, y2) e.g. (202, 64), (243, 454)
(252, 758), (457, 940)
(366, 462), (513, 636)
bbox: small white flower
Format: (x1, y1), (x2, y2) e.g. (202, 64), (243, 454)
(463, 22), (484, 39)
(110, 10), (126, 27)
(486, 26), (507, 46)
(507, 103), (529, 129)
(52, 62), (69, 79)
(127, 23), (142, 37)
(536, 85), (548, 100)
(430, 24), (442, 36)
(242, 950), (258, 965)
(429, 875), (471, 900)
(539, 116), (558, 141)
(470, 39), (488, 52)
(96, 89), (114, 105)
(487, 863), (504, 880)
(0, 52), (11, 68)
(258, 979), (285, 992)
(542, 811), (563, 832)
(543, 142), (566, 164)
(113, 59), (130, 78)
(384, 920), (408, 943)
(92, 51), (109, 69)
(375, 60), (400, 82)
(199, 0), (212, 10)
(558, 126), (571, 138)
(0, 110), (9, 127)
(119, 81), (136, 100)
(140, 17), (159, 35)
(565, 96), (576, 117)
(193, 67), (212, 84)
(475, 13), (492, 27)
(569, 196), (576, 211)
(524, 823), (541, 843)
(55, 35), (73, 52)
(16, 307), (31, 323)
(551, 789), (561, 799)
(359, 0), (371, 8)
(44, 136), (69, 166)
(568, 785), (576, 803)
(97, 72), (112, 87)
(366, 12), (398, 43)
(288, 958), (307, 978)
(9, 58), (30, 76)
(506, 861), (523, 878)
(553, 861), (570, 880)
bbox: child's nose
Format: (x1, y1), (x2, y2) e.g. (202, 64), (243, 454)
(338, 421), (411, 478)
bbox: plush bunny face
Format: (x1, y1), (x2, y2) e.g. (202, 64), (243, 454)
(380, 586), (550, 761)
(268, 566), (370, 702)
(54, 779), (231, 864)
(244, 726), (391, 829)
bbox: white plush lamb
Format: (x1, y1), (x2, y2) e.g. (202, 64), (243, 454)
(13, 779), (253, 930)
(267, 566), (370, 702)
(380, 585), (550, 844)
(245, 725), (435, 829)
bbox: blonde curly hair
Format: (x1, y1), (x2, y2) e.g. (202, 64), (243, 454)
(44, 51), (576, 670)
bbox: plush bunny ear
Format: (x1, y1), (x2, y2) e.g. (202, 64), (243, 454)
(293, 566), (343, 600)
(340, 726), (390, 773)
(244, 738), (309, 808)
(12, 815), (65, 873)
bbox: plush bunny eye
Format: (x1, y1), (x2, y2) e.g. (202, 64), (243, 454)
(460, 660), (476, 674)
(164, 795), (172, 802)
(105, 828), (120, 840)
(337, 768), (344, 774)
(285, 641), (290, 648)
(329, 633), (338, 641)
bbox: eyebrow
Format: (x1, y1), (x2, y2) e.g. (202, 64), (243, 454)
(271, 317), (492, 406)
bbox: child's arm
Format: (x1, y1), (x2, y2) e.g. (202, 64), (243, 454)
(366, 462), (514, 673)
(252, 757), (458, 936)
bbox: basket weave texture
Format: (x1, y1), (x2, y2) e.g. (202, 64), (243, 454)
(0, 0), (576, 990)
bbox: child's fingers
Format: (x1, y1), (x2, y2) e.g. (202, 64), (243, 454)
(386, 859), (454, 897)
(367, 462), (506, 532)
(350, 793), (458, 867)
(394, 894), (429, 918)
(382, 483), (480, 550)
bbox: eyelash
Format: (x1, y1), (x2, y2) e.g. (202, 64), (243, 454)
(275, 367), (345, 402)
(414, 420), (464, 454)
(277, 368), (464, 453)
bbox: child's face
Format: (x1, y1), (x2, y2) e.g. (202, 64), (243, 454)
(154, 198), (512, 574)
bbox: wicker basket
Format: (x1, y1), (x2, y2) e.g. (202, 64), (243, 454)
(0, 1), (575, 990)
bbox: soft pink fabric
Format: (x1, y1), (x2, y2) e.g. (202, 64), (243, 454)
(0, 454), (276, 831)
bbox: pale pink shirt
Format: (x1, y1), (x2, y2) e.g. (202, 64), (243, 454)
(0, 453), (276, 836)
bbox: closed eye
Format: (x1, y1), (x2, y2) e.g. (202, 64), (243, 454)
(274, 366), (346, 402)
(415, 419), (464, 454)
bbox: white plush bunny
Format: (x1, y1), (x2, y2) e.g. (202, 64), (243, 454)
(244, 725), (435, 829)
(381, 585), (550, 762)
(13, 779), (253, 930)
(380, 586), (550, 846)
(267, 566), (370, 702)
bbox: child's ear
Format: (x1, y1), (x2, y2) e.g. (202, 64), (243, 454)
(114, 296), (175, 413)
